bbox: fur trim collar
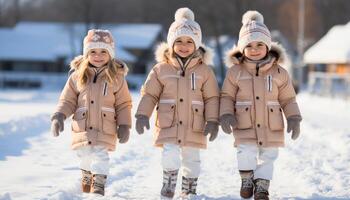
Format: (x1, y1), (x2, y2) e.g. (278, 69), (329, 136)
(69, 55), (128, 76)
(155, 42), (214, 66)
(224, 42), (289, 68)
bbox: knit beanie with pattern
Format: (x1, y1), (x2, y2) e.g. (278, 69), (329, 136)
(238, 10), (271, 53)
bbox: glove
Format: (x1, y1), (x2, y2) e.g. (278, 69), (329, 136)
(219, 114), (237, 134)
(204, 121), (219, 141)
(117, 125), (130, 143)
(51, 112), (66, 137)
(287, 115), (302, 140)
(135, 115), (150, 134)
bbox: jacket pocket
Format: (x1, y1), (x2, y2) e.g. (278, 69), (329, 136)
(267, 102), (284, 131)
(72, 107), (87, 132)
(156, 99), (176, 129)
(235, 101), (253, 130)
(101, 107), (117, 135)
(191, 101), (205, 132)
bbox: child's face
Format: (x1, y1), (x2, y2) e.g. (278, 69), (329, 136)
(87, 48), (110, 67)
(244, 41), (268, 61)
(173, 36), (195, 58)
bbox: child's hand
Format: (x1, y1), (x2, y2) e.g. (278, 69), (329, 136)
(117, 125), (130, 143)
(135, 115), (150, 134)
(219, 114), (237, 134)
(204, 121), (219, 141)
(50, 112), (66, 137)
(287, 115), (302, 140)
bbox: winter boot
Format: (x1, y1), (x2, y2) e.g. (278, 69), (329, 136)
(180, 176), (198, 198)
(81, 169), (92, 193)
(239, 170), (254, 199)
(254, 178), (270, 200)
(91, 174), (107, 196)
(160, 170), (179, 198)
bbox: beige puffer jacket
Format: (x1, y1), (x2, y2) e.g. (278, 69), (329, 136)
(136, 43), (219, 149)
(55, 56), (132, 151)
(220, 43), (301, 147)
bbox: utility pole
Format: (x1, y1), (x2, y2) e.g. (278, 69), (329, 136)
(297, 0), (305, 88)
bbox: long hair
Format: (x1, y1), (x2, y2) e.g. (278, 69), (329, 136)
(72, 56), (121, 90)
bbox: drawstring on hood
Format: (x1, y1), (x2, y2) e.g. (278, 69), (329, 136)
(88, 63), (108, 83)
(244, 54), (273, 76)
(175, 51), (197, 76)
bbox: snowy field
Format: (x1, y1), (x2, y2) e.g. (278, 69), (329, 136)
(0, 89), (349, 200)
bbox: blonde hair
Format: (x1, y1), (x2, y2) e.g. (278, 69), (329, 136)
(71, 56), (122, 90)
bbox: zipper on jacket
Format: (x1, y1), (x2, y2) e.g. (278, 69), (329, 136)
(267, 75), (273, 92)
(255, 63), (260, 76)
(93, 74), (98, 83)
(191, 72), (196, 90)
(103, 82), (108, 96)
(90, 65), (107, 83)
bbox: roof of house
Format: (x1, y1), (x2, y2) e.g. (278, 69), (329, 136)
(0, 22), (162, 63)
(304, 22), (350, 64)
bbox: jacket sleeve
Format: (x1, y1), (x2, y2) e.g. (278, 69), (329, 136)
(136, 68), (163, 117)
(202, 68), (220, 122)
(55, 75), (79, 118)
(220, 68), (239, 117)
(278, 70), (301, 119)
(114, 77), (132, 127)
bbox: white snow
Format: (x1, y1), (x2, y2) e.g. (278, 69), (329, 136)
(0, 90), (349, 200)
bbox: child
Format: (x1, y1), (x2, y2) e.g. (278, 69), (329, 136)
(135, 8), (219, 198)
(220, 11), (302, 200)
(50, 29), (132, 196)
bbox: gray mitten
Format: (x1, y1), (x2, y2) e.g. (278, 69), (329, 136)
(287, 115), (302, 140)
(117, 125), (130, 143)
(219, 114), (237, 134)
(204, 121), (219, 141)
(135, 115), (150, 134)
(51, 112), (66, 137)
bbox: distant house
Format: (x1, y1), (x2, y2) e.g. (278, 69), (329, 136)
(105, 24), (163, 74)
(304, 21), (350, 73)
(0, 22), (162, 88)
(303, 22), (350, 97)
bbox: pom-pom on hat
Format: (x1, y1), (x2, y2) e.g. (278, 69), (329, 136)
(83, 29), (115, 59)
(167, 7), (202, 50)
(238, 10), (271, 53)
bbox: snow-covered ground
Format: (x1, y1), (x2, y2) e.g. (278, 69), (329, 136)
(0, 89), (349, 200)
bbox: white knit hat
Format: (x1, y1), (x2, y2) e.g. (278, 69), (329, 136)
(83, 29), (115, 59)
(167, 7), (202, 50)
(238, 10), (271, 53)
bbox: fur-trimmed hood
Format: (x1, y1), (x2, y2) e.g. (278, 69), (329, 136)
(224, 42), (290, 68)
(155, 42), (214, 66)
(69, 55), (129, 76)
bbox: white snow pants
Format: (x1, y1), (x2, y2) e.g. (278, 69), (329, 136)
(161, 143), (201, 178)
(76, 145), (110, 175)
(236, 144), (279, 180)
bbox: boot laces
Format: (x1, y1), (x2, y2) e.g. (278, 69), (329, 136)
(242, 177), (254, 189)
(255, 180), (269, 193)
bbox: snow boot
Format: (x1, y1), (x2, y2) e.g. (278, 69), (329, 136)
(91, 174), (107, 196)
(81, 169), (92, 193)
(254, 178), (270, 200)
(180, 176), (198, 198)
(160, 170), (178, 198)
(239, 170), (254, 199)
